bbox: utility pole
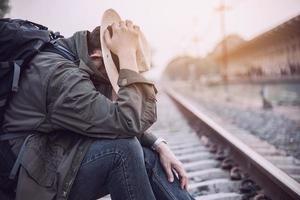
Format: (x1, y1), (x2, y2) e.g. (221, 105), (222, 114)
(215, 0), (231, 100)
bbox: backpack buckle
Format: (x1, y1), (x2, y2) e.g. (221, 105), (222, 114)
(50, 31), (63, 40)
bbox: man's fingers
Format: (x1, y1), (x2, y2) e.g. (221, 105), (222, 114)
(133, 25), (140, 31)
(164, 164), (174, 182)
(125, 20), (134, 29)
(173, 163), (188, 189)
(119, 20), (126, 29)
(182, 176), (188, 190)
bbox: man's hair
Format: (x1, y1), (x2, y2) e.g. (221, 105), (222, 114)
(87, 26), (120, 71)
(87, 26), (101, 55)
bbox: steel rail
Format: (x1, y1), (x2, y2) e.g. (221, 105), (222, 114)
(165, 87), (300, 200)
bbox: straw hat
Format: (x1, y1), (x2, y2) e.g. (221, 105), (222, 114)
(100, 9), (151, 93)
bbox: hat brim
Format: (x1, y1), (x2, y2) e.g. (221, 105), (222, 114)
(100, 9), (152, 93)
(100, 9), (121, 93)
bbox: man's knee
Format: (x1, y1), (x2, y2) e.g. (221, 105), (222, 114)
(114, 137), (144, 162)
(142, 147), (159, 169)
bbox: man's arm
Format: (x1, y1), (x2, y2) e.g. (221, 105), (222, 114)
(48, 66), (157, 139)
(106, 20), (189, 189)
(49, 20), (159, 137)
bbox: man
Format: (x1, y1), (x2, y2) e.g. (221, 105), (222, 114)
(1, 12), (194, 200)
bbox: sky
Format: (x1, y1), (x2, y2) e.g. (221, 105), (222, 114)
(6, 0), (300, 78)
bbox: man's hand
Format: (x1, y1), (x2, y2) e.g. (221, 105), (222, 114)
(104, 20), (140, 72)
(156, 142), (188, 190)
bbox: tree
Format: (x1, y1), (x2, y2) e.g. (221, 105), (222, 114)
(0, 0), (10, 18)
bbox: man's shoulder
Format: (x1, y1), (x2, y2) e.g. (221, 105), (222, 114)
(32, 51), (77, 69)
(29, 51), (79, 79)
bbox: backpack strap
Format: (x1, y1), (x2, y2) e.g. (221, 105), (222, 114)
(9, 134), (34, 180)
(0, 132), (36, 181)
(43, 41), (78, 62)
(12, 61), (22, 92)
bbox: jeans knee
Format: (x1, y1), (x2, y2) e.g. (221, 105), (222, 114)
(115, 137), (144, 164)
(143, 147), (159, 169)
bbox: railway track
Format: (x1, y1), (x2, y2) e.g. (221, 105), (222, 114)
(102, 88), (300, 200)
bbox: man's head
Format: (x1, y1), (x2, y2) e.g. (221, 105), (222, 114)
(87, 26), (104, 72)
(87, 26), (119, 74)
(87, 26), (101, 55)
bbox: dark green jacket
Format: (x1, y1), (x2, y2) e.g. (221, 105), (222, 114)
(2, 31), (158, 200)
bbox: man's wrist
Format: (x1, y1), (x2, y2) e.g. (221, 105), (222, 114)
(118, 50), (138, 72)
(151, 137), (167, 151)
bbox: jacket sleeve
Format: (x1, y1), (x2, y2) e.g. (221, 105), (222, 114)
(48, 65), (157, 139)
(138, 131), (158, 147)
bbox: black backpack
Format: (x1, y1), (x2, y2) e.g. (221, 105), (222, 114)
(0, 18), (77, 126)
(0, 19), (77, 198)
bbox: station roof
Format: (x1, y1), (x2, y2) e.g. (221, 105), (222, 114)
(219, 14), (300, 58)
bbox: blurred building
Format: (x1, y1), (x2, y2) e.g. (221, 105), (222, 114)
(214, 14), (300, 78)
(208, 34), (245, 78)
(163, 55), (219, 81)
(164, 15), (300, 83)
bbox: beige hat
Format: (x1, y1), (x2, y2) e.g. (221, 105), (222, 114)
(100, 9), (151, 93)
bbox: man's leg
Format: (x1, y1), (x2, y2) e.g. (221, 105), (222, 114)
(69, 137), (156, 200)
(143, 147), (195, 200)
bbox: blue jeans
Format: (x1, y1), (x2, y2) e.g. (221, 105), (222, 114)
(69, 137), (194, 200)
